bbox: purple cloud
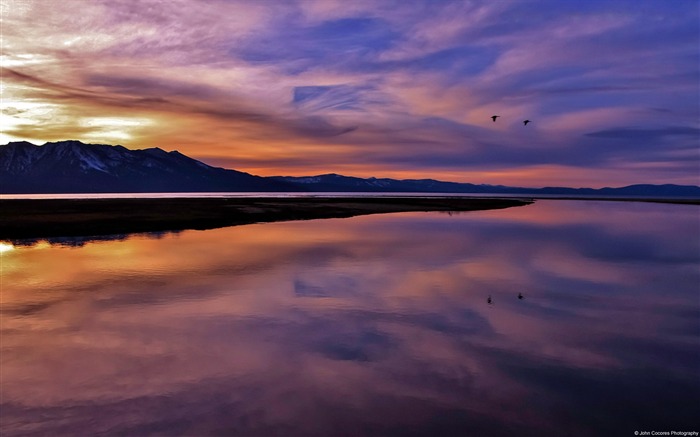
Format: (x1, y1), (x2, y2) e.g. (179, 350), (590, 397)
(2, 0), (698, 186)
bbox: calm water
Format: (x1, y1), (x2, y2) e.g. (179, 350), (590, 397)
(1, 200), (698, 436)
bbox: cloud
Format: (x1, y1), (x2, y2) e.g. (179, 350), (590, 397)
(1, 107), (28, 116)
(294, 85), (363, 110)
(585, 126), (700, 140)
(2, 0), (698, 186)
(292, 83), (393, 114)
(3, 66), (359, 143)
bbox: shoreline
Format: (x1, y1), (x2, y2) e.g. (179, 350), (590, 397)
(526, 196), (700, 205)
(0, 197), (533, 240)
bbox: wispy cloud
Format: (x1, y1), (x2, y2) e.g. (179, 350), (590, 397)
(1, 0), (698, 186)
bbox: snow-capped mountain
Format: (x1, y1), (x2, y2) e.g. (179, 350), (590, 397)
(0, 140), (293, 193)
(2, 140), (699, 197)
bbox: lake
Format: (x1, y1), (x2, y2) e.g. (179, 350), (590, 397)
(1, 200), (698, 436)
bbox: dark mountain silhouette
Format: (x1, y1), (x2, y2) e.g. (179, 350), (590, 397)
(0, 140), (294, 193)
(2, 140), (699, 197)
(270, 173), (496, 193)
(271, 174), (700, 197)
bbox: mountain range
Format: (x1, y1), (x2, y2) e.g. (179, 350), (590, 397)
(2, 140), (699, 197)
(0, 140), (293, 193)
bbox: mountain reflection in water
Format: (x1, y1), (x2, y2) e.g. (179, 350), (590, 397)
(1, 200), (698, 436)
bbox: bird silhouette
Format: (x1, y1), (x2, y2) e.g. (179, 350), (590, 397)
(518, 292), (523, 300)
(491, 115), (500, 122)
(523, 120), (531, 126)
(487, 295), (492, 304)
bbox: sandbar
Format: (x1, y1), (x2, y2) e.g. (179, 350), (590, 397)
(0, 197), (533, 240)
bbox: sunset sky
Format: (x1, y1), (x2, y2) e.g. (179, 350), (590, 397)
(1, 0), (698, 187)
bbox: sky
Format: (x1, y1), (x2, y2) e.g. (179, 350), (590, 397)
(1, 0), (698, 187)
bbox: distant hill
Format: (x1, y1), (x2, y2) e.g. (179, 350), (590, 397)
(2, 140), (699, 197)
(269, 173), (499, 193)
(0, 140), (293, 193)
(270, 174), (700, 197)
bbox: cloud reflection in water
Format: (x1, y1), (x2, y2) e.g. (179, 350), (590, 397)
(1, 201), (698, 436)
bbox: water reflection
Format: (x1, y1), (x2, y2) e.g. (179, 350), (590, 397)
(6, 230), (183, 248)
(1, 201), (698, 436)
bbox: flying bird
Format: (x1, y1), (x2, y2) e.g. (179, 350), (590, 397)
(523, 120), (531, 126)
(487, 295), (492, 304)
(518, 292), (524, 300)
(491, 115), (500, 122)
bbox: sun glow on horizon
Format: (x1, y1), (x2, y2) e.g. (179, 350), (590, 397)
(0, 242), (15, 254)
(79, 117), (153, 142)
